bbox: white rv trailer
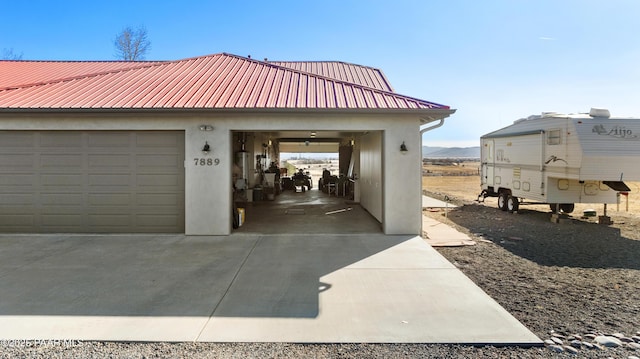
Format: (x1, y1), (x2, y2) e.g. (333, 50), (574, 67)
(479, 108), (640, 213)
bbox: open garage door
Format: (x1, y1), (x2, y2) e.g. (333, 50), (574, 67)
(0, 131), (185, 233)
(232, 130), (383, 234)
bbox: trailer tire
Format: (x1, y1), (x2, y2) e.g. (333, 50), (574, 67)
(507, 196), (519, 213)
(560, 203), (575, 213)
(549, 203), (559, 213)
(498, 192), (509, 211)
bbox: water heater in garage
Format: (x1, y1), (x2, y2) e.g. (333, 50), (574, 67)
(236, 151), (250, 186)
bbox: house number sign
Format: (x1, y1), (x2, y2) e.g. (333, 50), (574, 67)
(194, 158), (220, 166)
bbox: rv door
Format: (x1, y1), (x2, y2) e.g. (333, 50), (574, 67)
(481, 139), (495, 187)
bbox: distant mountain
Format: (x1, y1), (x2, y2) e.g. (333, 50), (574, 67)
(422, 146), (480, 159)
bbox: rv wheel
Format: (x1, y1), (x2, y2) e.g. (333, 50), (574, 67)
(507, 196), (519, 213)
(498, 193), (509, 211)
(560, 203), (575, 213)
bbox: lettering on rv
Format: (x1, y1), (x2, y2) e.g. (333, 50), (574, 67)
(592, 124), (638, 139)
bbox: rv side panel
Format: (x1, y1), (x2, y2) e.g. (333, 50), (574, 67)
(573, 119), (640, 181)
(546, 177), (618, 204)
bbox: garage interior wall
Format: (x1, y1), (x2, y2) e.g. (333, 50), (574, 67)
(359, 131), (383, 222)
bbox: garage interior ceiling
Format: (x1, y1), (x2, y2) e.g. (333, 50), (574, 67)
(260, 130), (363, 153)
(279, 141), (338, 153)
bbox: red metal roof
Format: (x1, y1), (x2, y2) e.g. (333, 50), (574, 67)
(0, 60), (163, 90)
(0, 53), (450, 111)
(269, 61), (393, 92)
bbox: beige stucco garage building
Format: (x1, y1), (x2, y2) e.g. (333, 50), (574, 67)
(0, 53), (454, 235)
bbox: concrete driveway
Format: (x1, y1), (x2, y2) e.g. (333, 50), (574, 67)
(0, 233), (540, 344)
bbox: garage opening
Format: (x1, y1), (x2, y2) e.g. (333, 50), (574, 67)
(231, 130), (382, 234)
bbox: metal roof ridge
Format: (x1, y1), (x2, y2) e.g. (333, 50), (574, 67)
(268, 59), (384, 72)
(267, 59), (395, 92)
(218, 54), (435, 106)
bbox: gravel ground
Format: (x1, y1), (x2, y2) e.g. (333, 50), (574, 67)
(2, 194), (640, 358)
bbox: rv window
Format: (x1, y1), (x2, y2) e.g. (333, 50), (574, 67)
(547, 129), (561, 145)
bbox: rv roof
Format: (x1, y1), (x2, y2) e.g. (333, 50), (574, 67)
(514, 108), (616, 124)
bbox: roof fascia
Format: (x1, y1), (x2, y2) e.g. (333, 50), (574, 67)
(0, 107), (456, 118)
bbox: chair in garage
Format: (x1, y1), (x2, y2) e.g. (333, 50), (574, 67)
(326, 182), (337, 196)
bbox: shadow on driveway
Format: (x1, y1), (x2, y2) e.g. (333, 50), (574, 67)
(0, 234), (407, 318)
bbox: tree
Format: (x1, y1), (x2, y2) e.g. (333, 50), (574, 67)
(114, 26), (151, 61)
(1, 48), (23, 60)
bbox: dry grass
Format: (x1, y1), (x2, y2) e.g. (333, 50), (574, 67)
(423, 169), (640, 215)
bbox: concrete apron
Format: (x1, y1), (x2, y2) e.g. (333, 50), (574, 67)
(0, 234), (541, 345)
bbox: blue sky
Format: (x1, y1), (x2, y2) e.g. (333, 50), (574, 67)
(2, 0), (639, 147)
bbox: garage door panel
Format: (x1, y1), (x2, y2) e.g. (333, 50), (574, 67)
(0, 193), (35, 205)
(137, 174), (180, 187)
(0, 154), (35, 169)
(87, 187), (133, 194)
(134, 204), (182, 214)
(88, 154), (131, 168)
(88, 132), (131, 148)
(0, 131), (184, 233)
(40, 206), (87, 215)
(39, 132), (83, 147)
(87, 207), (134, 215)
(40, 193), (83, 205)
(41, 215), (83, 226)
(136, 132), (181, 147)
(0, 175), (35, 186)
(0, 132), (35, 146)
(88, 215), (131, 227)
(88, 194), (131, 206)
(40, 174), (84, 186)
(40, 154), (83, 168)
(136, 154), (181, 167)
(88, 174), (131, 186)
(136, 168), (184, 175)
(136, 215), (180, 232)
(137, 193), (180, 206)
(0, 215), (34, 226)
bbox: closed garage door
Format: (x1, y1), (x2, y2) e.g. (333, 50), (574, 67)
(0, 131), (185, 233)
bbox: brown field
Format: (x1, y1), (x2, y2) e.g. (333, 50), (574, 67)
(422, 162), (640, 215)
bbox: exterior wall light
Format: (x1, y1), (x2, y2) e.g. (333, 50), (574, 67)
(202, 141), (210, 154)
(199, 125), (214, 131)
(400, 141), (408, 153)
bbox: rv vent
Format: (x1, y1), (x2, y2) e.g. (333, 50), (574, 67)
(589, 108), (610, 118)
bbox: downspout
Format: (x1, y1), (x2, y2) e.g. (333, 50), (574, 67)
(419, 118), (445, 238)
(420, 118), (445, 135)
